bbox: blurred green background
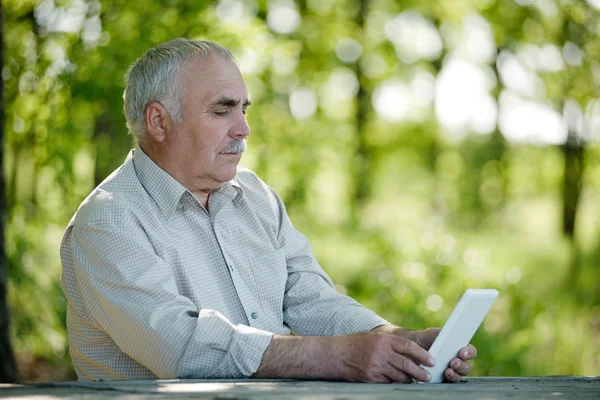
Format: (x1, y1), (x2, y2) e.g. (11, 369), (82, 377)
(4, 0), (600, 382)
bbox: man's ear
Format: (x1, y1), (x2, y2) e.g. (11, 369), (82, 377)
(145, 102), (169, 143)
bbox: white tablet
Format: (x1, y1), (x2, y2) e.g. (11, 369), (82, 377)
(421, 289), (499, 383)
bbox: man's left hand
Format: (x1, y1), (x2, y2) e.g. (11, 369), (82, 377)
(371, 325), (477, 383)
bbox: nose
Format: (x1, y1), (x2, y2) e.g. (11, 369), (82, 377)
(230, 111), (250, 139)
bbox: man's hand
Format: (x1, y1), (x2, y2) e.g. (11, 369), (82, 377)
(338, 332), (435, 383)
(252, 332), (435, 383)
(371, 324), (478, 383)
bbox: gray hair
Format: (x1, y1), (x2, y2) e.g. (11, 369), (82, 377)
(123, 38), (236, 142)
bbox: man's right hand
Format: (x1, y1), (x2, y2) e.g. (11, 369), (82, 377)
(252, 332), (435, 383)
(338, 332), (435, 383)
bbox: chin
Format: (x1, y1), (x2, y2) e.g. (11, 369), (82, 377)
(213, 168), (238, 183)
(215, 157), (241, 180)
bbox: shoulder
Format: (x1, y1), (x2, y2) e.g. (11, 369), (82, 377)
(235, 166), (278, 200)
(234, 166), (282, 213)
(71, 155), (147, 231)
(235, 166), (270, 192)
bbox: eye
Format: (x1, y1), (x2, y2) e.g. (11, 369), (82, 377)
(215, 110), (228, 116)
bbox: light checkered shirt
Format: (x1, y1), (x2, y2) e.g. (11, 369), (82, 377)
(60, 146), (388, 381)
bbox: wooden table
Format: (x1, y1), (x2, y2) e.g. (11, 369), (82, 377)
(1, 376), (598, 399)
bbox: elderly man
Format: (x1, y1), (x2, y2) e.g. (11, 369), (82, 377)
(60, 38), (476, 382)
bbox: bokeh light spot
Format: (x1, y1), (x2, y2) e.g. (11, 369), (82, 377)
(426, 294), (444, 312)
(289, 88), (317, 120)
(268, 4), (301, 34)
(335, 38), (363, 63)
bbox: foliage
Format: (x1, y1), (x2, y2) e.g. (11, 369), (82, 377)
(4, 0), (600, 381)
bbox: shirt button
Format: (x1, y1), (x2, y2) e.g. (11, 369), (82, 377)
(251, 312), (258, 320)
(181, 205), (187, 212)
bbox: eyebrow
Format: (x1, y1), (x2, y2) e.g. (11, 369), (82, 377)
(211, 97), (251, 108)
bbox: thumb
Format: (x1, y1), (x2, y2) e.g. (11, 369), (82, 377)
(418, 328), (441, 350)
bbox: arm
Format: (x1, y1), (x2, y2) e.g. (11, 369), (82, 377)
(244, 190), (432, 382)
(252, 332), (435, 383)
(268, 190), (387, 335)
(65, 222), (273, 379)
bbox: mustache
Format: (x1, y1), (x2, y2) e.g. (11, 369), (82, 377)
(221, 139), (247, 154)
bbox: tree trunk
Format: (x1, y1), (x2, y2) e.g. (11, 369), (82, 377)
(0, 0), (20, 383)
(562, 133), (584, 292)
(561, 137), (584, 238)
(349, 0), (370, 223)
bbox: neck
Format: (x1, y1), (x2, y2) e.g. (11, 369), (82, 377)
(192, 189), (211, 209)
(139, 142), (220, 209)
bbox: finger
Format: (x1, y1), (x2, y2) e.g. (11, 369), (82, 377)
(449, 358), (472, 376)
(388, 354), (432, 383)
(458, 344), (478, 360)
(371, 373), (393, 384)
(390, 337), (435, 367)
(444, 367), (462, 383)
(381, 365), (412, 384)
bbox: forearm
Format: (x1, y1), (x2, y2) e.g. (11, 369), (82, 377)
(371, 324), (412, 338)
(253, 331), (436, 383)
(252, 335), (343, 380)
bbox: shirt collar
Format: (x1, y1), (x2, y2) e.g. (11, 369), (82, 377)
(218, 176), (242, 199)
(132, 146), (243, 218)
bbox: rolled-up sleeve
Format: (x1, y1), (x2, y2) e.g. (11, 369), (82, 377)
(270, 191), (389, 336)
(67, 222), (273, 379)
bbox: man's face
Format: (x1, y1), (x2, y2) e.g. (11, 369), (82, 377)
(167, 55), (250, 190)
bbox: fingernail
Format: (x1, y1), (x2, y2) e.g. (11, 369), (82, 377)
(452, 360), (461, 369)
(428, 357), (435, 367)
(462, 350), (468, 358)
(427, 372), (432, 381)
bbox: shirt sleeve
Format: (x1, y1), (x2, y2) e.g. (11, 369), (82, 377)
(271, 190), (390, 336)
(65, 220), (273, 379)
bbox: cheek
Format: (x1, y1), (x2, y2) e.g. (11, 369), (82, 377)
(205, 126), (230, 149)
(189, 135), (221, 162)
(178, 119), (227, 158)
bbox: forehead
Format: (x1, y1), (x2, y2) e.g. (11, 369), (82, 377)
(179, 56), (247, 103)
